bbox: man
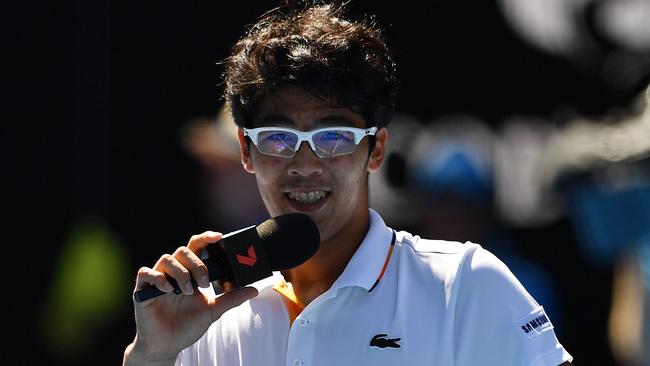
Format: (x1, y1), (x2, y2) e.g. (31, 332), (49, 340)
(123, 3), (573, 365)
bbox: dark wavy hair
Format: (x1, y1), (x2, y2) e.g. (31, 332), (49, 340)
(223, 1), (398, 129)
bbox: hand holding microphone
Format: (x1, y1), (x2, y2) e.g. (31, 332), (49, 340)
(133, 213), (320, 302)
(124, 214), (319, 366)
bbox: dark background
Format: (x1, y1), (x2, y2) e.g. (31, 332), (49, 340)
(7, 1), (647, 365)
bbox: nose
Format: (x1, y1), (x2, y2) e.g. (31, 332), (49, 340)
(288, 141), (323, 177)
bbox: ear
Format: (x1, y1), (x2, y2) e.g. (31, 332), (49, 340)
(367, 127), (388, 173)
(237, 128), (255, 173)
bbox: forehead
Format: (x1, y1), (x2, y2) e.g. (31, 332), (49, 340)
(253, 86), (367, 129)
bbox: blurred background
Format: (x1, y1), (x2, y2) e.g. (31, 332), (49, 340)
(6, 0), (650, 365)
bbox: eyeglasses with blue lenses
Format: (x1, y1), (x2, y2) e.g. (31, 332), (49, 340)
(243, 126), (378, 158)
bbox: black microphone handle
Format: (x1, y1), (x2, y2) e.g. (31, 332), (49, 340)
(133, 255), (230, 303)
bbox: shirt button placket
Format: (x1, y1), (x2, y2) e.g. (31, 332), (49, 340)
(286, 312), (315, 366)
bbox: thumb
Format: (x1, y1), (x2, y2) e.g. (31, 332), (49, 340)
(208, 287), (259, 322)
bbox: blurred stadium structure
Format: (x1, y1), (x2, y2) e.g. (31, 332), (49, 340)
(542, 86), (650, 366)
(497, 0), (650, 98)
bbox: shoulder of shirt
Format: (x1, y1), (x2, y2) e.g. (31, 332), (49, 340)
(395, 230), (481, 255)
(394, 231), (533, 303)
(393, 230), (484, 282)
(390, 230), (489, 304)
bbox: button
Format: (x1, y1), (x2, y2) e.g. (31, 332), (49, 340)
(298, 318), (310, 327)
(293, 359), (303, 366)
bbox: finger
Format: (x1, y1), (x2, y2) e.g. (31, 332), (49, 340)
(173, 246), (210, 288)
(187, 231), (222, 255)
(153, 254), (194, 295)
(208, 287), (259, 322)
(135, 266), (175, 293)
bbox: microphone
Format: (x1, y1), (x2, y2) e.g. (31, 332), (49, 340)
(134, 213), (320, 303)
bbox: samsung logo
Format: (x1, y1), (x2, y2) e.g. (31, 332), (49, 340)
(521, 314), (550, 334)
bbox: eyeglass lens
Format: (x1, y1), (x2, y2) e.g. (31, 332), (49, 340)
(257, 129), (357, 158)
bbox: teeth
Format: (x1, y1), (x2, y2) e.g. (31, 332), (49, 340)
(287, 190), (328, 204)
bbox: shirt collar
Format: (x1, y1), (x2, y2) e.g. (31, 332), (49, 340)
(331, 209), (394, 291)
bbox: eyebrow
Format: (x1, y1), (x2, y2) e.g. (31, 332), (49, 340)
(255, 115), (293, 127)
(317, 115), (356, 127)
(254, 114), (357, 128)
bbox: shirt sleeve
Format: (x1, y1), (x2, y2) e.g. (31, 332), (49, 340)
(452, 245), (573, 366)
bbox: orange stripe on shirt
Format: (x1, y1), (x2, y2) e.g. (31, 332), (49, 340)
(273, 280), (305, 326)
(368, 230), (396, 292)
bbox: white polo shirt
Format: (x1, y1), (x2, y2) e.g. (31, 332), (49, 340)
(177, 209), (573, 366)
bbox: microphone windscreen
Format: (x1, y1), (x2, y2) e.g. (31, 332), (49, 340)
(256, 213), (320, 270)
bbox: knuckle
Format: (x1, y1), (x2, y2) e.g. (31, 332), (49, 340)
(192, 264), (208, 279)
(179, 246), (193, 256)
(160, 253), (174, 263)
(177, 267), (191, 279)
(173, 246), (186, 256)
(175, 247), (197, 263)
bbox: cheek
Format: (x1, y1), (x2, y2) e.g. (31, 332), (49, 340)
(253, 153), (284, 169)
(252, 155), (285, 192)
(330, 154), (368, 192)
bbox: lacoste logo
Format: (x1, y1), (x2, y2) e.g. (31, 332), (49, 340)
(236, 245), (257, 266)
(369, 333), (401, 349)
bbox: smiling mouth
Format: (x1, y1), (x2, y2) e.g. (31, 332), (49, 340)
(286, 190), (330, 204)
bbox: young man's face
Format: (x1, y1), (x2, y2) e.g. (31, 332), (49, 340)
(237, 86), (387, 243)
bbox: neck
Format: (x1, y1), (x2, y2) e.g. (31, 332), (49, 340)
(282, 209), (370, 306)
